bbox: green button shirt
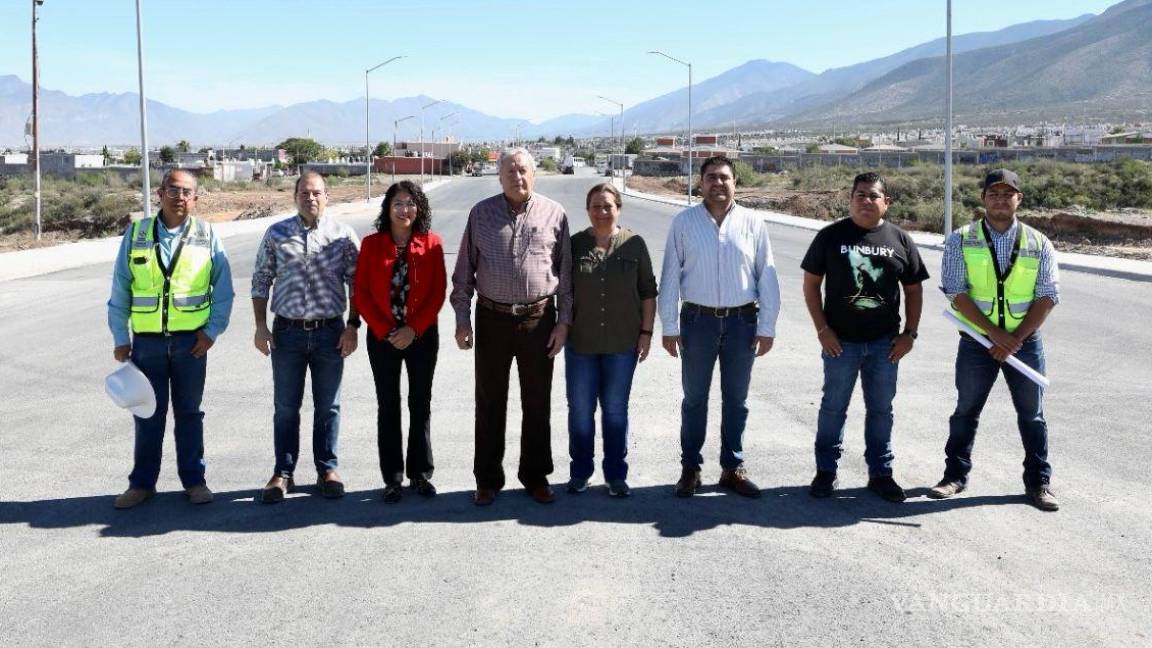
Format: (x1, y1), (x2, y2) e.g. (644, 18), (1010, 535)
(568, 228), (658, 354)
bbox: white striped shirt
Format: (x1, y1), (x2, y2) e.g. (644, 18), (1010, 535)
(658, 202), (781, 337)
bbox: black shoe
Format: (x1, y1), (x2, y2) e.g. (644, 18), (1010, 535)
(382, 482), (403, 503)
(809, 471), (838, 498)
(675, 467), (702, 498)
(317, 472), (345, 499)
(1026, 484), (1060, 512)
(867, 475), (907, 503)
(411, 477), (437, 497)
(718, 466), (762, 498)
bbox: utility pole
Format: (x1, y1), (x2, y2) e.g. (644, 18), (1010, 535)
(944, 0), (954, 235)
(31, 0), (43, 240)
(134, 0), (152, 218)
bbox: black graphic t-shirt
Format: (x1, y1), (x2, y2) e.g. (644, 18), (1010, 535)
(801, 218), (929, 342)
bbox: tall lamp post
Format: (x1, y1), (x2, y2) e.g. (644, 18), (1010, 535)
(365, 55), (404, 202)
(943, 0), (954, 235)
(419, 99), (442, 184)
(598, 95), (626, 190)
(392, 114), (414, 184)
(134, 0), (152, 218)
(432, 112), (456, 177)
(649, 50), (692, 206)
(31, 0), (43, 240)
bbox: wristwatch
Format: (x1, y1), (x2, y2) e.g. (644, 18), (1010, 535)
(903, 330), (918, 340)
(347, 318), (362, 329)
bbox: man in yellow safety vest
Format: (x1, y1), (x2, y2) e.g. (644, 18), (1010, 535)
(107, 169), (234, 509)
(931, 169), (1060, 511)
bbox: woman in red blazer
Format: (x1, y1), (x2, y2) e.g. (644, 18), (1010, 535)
(353, 180), (447, 502)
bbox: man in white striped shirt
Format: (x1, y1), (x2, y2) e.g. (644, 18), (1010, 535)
(659, 155), (781, 499)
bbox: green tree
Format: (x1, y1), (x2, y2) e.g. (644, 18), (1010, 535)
(373, 141), (392, 158)
(158, 146), (176, 164)
(449, 150), (472, 174)
(470, 147), (491, 165)
(123, 148), (142, 165)
(552, 135), (565, 145)
(625, 136), (645, 155)
(276, 137), (324, 166)
(176, 140), (190, 153)
(101, 145), (111, 165)
(539, 158), (557, 172)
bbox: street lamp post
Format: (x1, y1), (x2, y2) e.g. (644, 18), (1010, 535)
(419, 99), (442, 184)
(649, 50), (692, 206)
(433, 112), (457, 177)
(31, 0), (43, 240)
(134, 0), (152, 218)
(365, 55), (405, 203)
(598, 95), (626, 190)
(944, 0), (954, 235)
(392, 114), (415, 185)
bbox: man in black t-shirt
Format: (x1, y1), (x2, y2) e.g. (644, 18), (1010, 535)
(800, 172), (929, 502)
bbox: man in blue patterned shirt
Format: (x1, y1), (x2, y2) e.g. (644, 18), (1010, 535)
(931, 169), (1061, 511)
(251, 171), (361, 503)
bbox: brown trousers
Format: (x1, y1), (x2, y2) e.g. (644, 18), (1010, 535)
(473, 301), (556, 490)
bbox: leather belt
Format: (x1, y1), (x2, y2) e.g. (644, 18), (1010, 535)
(683, 302), (758, 317)
(275, 315), (341, 330)
(478, 295), (550, 317)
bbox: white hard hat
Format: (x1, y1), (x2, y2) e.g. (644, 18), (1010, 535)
(105, 361), (157, 419)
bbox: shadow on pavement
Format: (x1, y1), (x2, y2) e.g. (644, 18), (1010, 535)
(0, 483), (1028, 539)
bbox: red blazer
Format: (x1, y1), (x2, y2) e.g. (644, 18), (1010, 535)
(353, 230), (447, 341)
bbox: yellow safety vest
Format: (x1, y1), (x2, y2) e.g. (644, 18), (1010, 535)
(953, 220), (1041, 335)
(128, 215), (213, 334)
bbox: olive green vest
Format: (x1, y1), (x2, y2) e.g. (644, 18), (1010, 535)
(128, 215), (213, 334)
(953, 220), (1041, 335)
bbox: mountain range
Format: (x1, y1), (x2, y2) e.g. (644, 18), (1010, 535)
(1, 0), (1147, 147)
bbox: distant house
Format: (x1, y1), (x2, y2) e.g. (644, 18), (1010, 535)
(818, 144), (858, 154)
(1100, 131), (1152, 145)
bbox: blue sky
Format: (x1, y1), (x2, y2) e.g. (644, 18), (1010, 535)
(0, 0), (1123, 122)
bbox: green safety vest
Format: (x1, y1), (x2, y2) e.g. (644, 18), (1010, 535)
(953, 220), (1041, 335)
(128, 215), (213, 334)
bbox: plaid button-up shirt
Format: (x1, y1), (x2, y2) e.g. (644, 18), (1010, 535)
(251, 214), (360, 320)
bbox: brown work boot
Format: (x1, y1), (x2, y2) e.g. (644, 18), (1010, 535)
(185, 484), (214, 505)
(1026, 485), (1060, 512)
(114, 487), (155, 510)
(719, 466), (761, 499)
(674, 467), (702, 498)
(927, 478), (967, 499)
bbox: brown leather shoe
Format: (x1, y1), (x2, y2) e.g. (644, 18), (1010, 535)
(675, 467), (702, 498)
(528, 484), (556, 504)
(1026, 485), (1060, 512)
(317, 471), (345, 499)
(260, 475), (295, 504)
(473, 488), (498, 506)
(114, 487), (155, 510)
(719, 466), (761, 498)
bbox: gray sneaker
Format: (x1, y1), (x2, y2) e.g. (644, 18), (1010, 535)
(1026, 485), (1060, 512)
(607, 480), (631, 498)
(566, 477), (589, 494)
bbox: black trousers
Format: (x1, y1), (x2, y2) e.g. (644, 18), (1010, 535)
(366, 325), (438, 484)
(474, 303), (556, 490)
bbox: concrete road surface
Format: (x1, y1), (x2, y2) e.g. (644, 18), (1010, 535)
(1, 169), (1149, 646)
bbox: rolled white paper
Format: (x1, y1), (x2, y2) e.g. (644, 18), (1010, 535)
(942, 310), (1050, 389)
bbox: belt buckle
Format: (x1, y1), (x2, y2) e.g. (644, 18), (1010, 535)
(302, 319), (320, 331)
(510, 303), (526, 316)
(714, 306), (730, 317)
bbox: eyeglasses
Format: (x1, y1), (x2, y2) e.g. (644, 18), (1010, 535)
(163, 187), (196, 198)
(391, 200), (418, 210)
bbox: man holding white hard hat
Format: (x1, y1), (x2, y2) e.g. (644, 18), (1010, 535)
(106, 169), (234, 509)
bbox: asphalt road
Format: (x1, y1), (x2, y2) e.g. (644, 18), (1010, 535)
(0, 168), (1149, 646)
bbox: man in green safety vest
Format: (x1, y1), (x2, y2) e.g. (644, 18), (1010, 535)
(107, 169), (234, 509)
(931, 169), (1061, 511)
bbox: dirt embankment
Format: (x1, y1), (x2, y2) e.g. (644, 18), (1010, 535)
(626, 176), (1152, 261)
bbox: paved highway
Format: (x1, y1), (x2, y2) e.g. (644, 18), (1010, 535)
(0, 169), (1148, 646)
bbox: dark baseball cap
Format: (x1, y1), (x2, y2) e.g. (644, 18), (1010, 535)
(982, 168), (1021, 193)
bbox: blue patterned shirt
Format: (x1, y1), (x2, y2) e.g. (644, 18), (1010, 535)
(940, 217), (1060, 305)
(251, 214), (360, 320)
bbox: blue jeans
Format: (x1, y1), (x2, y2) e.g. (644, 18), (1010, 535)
(565, 348), (639, 482)
(271, 318), (345, 478)
(679, 307), (757, 470)
(945, 334), (1051, 487)
(814, 335), (898, 477)
(129, 332), (207, 490)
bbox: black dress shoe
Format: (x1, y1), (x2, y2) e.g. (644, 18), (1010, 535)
(473, 488), (497, 506)
(867, 475), (907, 503)
(317, 472), (345, 499)
(528, 484), (556, 504)
(411, 477), (437, 497)
(260, 476), (294, 504)
(809, 470), (838, 498)
(382, 483), (403, 503)
(675, 467), (702, 498)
